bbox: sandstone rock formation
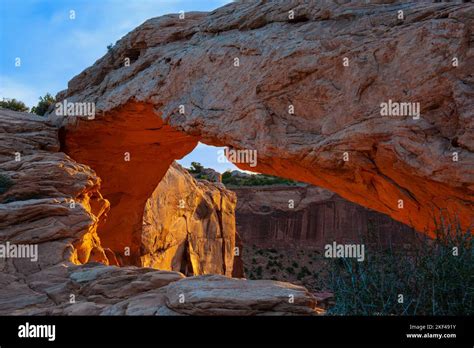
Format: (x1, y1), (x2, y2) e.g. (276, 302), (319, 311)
(141, 162), (237, 276)
(50, 0), (473, 255)
(164, 274), (322, 316)
(234, 185), (417, 250)
(192, 167), (222, 183)
(0, 109), (112, 269)
(57, 102), (199, 265)
(0, 263), (320, 316)
(0, 108), (320, 315)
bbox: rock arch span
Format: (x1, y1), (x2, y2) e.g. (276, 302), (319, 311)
(51, 1), (474, 264)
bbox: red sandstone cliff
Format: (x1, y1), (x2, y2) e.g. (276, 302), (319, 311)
(233, 185), (418, 250)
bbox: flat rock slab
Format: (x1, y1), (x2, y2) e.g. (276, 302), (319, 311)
(165, 275), (320, 315)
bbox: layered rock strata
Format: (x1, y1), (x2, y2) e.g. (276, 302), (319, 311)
(0, 109), (112, 270)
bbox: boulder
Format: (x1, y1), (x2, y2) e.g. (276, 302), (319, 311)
(164, 274), (321, 316)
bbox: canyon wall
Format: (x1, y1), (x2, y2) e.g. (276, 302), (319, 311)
(141, 162), (236, 276)
(233, 185), (417, 250)
(50, 0), (473, 253)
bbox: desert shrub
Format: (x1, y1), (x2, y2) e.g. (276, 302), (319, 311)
(222, 173), (299, 187)
(286, 267), (295, 274)
(0, 98), (29, 112)
(300, 266), (311, 275)
(296, 266), (311, 281)
(327, 216), (473, 315)
(0, 173), (13, 194)
(292, 261), (299, 269)
(31, 93), (55, 116)
(188, 162), (204, 174)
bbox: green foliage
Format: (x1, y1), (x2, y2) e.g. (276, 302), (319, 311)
(0, 173), (13, 194)
(31, 93), (55, 116)
(222, 172), (299, 187)
(222, 170), (232, 180)
(327, 216), (473, 315)
(188, 162), (204, 174)
(0, 98), (29, 112)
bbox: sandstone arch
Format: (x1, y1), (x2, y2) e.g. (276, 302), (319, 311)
(50, 1), (474, 264)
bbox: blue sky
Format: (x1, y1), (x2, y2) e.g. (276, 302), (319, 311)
(0, 0), (242, 173)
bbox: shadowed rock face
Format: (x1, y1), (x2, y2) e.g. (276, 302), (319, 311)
(51, 0), (473, 253)
(233, 185), (418, 250)
(142, 162), (237, 276)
